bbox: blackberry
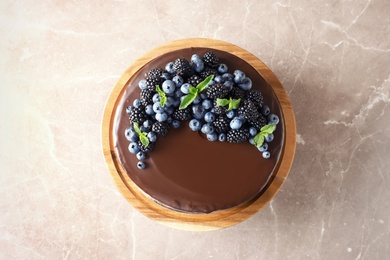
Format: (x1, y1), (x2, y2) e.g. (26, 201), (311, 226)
(213, 99), (227, 115)
(172, 107), (191, 121)
(173, 58), (194, 78)
(137, 140), (155, 153)
(129, 106), (147, 124)
(237, 99), (259, 120)
(212, 116), (230, 134)
(247, 115), (267, 130)
(152, 121), (169, 136)
(199, 67), (217, 78)
(187, 74), (203, 86)
(202, 51), (219, 68)
(229, 86), (246, 100)
(205, 83), (229, 99)
(140, 86), (155, 106)
(246, 89), (263, 108)
(147, 68), (164, 80)
(227, 128), (250, 143)
(146, 68), (164, 88)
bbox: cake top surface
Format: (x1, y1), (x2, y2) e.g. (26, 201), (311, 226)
(113, 47), (285, 213)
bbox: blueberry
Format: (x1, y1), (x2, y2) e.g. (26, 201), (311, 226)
(223, 80), (234, 91)
(191, 54), (204, 73)
(172, 120), (180, 129)
(265, 133), (274, 142)
(152, 93), (160, 103)
(238, 77), (252, 91)
(147, 131), (157, 142)
(138, 79), (148, 90)
(249, 127), (257, 136)
(165, 96), (174, 108)
(193, 95), (201, 105)
(230, 117), (243, 130)
(201, 123), (214, 134)
(180, 83), (191, 94)
(145, 104), (155, 115)
(136, 151), (146, 160)
(173, 99), (181, 108)
(126, 106), (134, 115)
(214, 75), (223, 83)
(137, 161), (146, 169)
(200, 93), (207, 100)
(189, 119), (202, 131)
(192, 104), (205, 120)
(161, 72), (171, 81)
(262, 151), (271, 159)
(260, 105), (270, 116)
(249, 137), (255, 145)
(164, 106), (174, 115)
(218, 133), (226, 142)
(153, 102), (164, 114)
(233, 70), (246, 83)
(226, 110), (235, 119)
(222, 73), (234, 82)
(207, 132), (218, 142)
(143, 120), (153, 129)
(166, 116), (173, 124)
(204, 112), (216, 123)
(133, 99), (142, 108)
(258, 143), (268, 152)
(128, 142), (139, 154)
(174, 89), (184, 99)
(125, 127), (136, 141)
(172, 75), (184, 87)
(267, 114), (279, 125)
(218, 63), (228, 74)
(202, 99), (212, 110)
(140, 125), (149, 132)
(155, 112), (168, 122)
(165, 62), (175, 74)
(162, 80), (175, 94)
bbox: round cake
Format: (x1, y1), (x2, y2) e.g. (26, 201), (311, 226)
(113, 47), (284, 213)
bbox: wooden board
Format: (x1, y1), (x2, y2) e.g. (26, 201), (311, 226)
(102, 38), (296, 231)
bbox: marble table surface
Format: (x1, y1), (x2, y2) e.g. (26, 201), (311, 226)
(1, 0), (389, 259)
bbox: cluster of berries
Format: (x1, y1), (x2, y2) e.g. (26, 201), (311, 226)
(125, 51), (279, 169)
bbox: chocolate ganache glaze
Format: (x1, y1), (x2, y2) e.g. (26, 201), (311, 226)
(113, 48), (285, 213)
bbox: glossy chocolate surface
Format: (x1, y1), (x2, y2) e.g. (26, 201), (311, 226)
(113, 48), (285, 213)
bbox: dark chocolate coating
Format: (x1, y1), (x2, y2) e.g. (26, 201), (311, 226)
(113, 48), (284, 213)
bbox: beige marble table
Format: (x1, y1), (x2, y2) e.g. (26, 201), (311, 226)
(1, 0), (389, 259)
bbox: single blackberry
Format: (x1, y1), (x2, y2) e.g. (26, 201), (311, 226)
(227, 128), (250, 143)
(205, 83), (229, 99)
(152, 121), (169, 136)
(140, 86), (156, 106)
(229, 86), (246, 100)
(237, 99), (259, 120)
(173, 58), (194, 78)
(212, 116), (230, 134)
(146, 68), (164, 88)
(202, 51), (219, 68)
(187, 74), (203, 86)
(247, 115), (267, 130)
(172, 107), (191, 121)
(246, 89), (263, 108)
(137, 140), (155, 153)
(199, 67), (217, 78)
(129, 106), (147, 124)
(213, 99), (227, 115)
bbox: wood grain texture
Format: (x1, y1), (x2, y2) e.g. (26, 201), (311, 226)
(102, 38), (296, 231)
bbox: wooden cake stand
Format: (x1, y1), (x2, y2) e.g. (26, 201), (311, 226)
(102, 38), (296, 231)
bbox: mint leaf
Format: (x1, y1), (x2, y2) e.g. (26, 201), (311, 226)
(231, 98), (241, 109)
(189, 86), (198, 95)
(260, 124), (276, 135)
(179, 93), (196, 110)
(139, 134), (149, 147)
(155, 85), (167, 107)
(197, 74), (214, 93)
(228, 100), (234, 111)
(216, 98), (230, 107)
(133, 122), (141, 135)
(253, 133), (265, 148)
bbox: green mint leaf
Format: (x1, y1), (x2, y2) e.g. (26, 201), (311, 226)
(232, 98), (241, 109)
(133, 122), (141, 135)
(196, 74), (214, 93)
(189, 86), (198, 95)
(216, 98), (230, 107)
(260, 124), (276, 135)
(155, 85), (167, 107)
(253, 133), (265, 148)
(179, 93), (196, 110)
(139, 134), (150, 147)
(228, 100), (234, 111)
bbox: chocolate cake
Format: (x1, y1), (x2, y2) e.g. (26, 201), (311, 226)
(113, 48), (285, 213)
